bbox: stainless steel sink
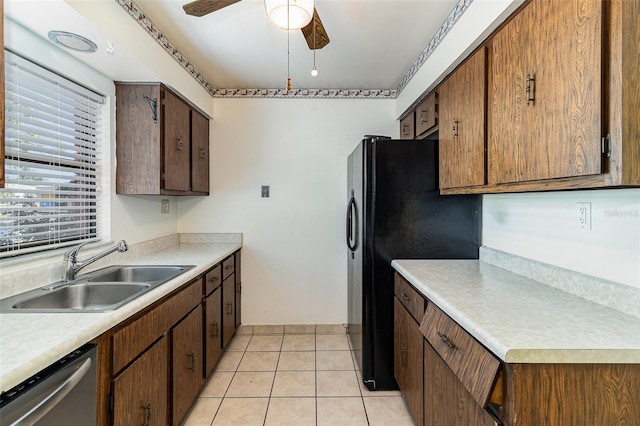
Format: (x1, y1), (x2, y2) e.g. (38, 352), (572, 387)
(87, 266), (187, 283)
(13, 283), (151, 311)
(0, 264), (195, 313)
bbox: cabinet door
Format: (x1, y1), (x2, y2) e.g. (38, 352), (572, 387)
(235, 251), (242, 328)
(424, 342), (498, 426)
(172, 306), (204, 425)
(222, 273), (236, 348)
(489, 0), (602, 184)
(163, 89), (191, 191)
(191, 110), (209, 193)
(400, 113), (415, 139)
(439, 48), (486, 189)
(415, 93), (437, 138)
(113, 335), (168, 426)
(394, 298), (424, 426)
(204, 287), (223, 377)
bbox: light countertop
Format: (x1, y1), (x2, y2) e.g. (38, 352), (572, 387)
(392, 259), (640, 364)
(0, 241), (241, 392)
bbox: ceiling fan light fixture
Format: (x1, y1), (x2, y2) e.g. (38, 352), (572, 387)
(265, 0), (314, 30)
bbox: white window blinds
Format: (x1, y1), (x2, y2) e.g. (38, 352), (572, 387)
(1, 51), (105, 257)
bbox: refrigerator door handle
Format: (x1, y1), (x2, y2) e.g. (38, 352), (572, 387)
(346, 192), (359, 252)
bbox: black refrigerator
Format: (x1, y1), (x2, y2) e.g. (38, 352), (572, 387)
(346, 135), (480, 391)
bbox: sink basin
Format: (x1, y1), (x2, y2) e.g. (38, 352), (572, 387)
(13, 283), (151, 311)
(87, 266), (187, 283)
(0, 264), (195, 313)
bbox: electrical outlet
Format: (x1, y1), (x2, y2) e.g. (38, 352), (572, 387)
(577, 202), (591, 230)
(161, 199), (170, 214)
(261, 185), (270, 198)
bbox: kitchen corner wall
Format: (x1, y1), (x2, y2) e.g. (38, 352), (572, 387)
(177, 98), (396, 324)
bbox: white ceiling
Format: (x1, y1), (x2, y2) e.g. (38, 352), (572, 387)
(5, 0), (458, 93)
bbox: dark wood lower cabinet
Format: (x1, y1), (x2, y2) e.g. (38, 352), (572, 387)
(424, 342), (498, 426)
(204, 287), (222, 377)
(222, 273), (236, 347)
(113, 336), (169, 426)
(172, 306), (204, 425)
(393, 297), (424, 426)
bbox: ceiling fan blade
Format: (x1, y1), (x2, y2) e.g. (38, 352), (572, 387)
(301, 8), (330, 50)
(183, 0), (242, 17)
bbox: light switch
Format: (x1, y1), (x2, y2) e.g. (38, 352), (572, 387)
(261, 185), (270, 198)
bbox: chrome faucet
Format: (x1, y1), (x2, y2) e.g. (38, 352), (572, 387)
(61, 240), (129, 283)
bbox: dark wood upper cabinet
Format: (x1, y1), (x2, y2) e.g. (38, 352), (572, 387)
(438, 48), (486, 189)
(190, 110), (210, 193)
(400, 112), (415, 140)
(415, 92), (437, 138)
(488, 0), (602, 185)
(115, 82), (210, 196)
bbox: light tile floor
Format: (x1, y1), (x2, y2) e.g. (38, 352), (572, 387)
(181, 324), (416, 426)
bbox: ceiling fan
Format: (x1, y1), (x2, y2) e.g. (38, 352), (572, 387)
(182, 0), (330, 50)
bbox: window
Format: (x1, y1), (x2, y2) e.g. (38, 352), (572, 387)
(1, 51), (105, 258)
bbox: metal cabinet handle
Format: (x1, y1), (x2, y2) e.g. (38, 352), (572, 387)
(226, 302), (233, 316)
(187, 351), (195, 372)
(437, 331), (456, 350)
(401, 347), (408, 367)
(401, 292), (411, 303)
(199, 147), (206, 159)
(420, 110), (428, 123)
(142, 402), (152, 426)
(224, 264), (233, 270)
(208, 276), (219, 283)
(211, 322), (219, 338)
(526, 73), (535, 106)
(176, 137), (183, 151)
(453, 119), (459, 138)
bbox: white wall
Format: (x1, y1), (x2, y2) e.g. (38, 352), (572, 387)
(483, 189), (640, 288)
(177, 98), (396, 324)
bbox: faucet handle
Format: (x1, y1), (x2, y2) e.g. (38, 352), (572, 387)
(63, 241), (92, 261)
(117, 240), (128, 253)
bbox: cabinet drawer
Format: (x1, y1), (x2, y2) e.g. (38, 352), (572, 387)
(222, 256), (235, 280)
(204, 264), (222, 295)
(394, 274), (426, 323)
(112, 279), (202, 373)
(420, 303), (500, 407)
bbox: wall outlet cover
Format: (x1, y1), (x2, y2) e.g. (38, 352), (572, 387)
(161, 199), (170, 214)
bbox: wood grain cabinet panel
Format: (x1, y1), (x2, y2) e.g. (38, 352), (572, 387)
(424, 342), (498, 426)
(394, 297), (424, 426)
(400, 113), (415, 140)
(112, 279), (201, 373)
(222, 273), (236, 348)
(488, 0), (602, 184)
(163, 90), (191, 192)
(420, 302), (500, 407)
(115, 82), (209, 195)
(235, 250), (242, 328)
(113, 336), (169, 426)
(191, 110), (210, 193)
(204, 286), (223, 377)
(415, 92), (437, 138)
(438, 48), (486, 189)
(394, 273), (426, 323)
(172, 306), (204, 425)
(204, 264), (222, 295)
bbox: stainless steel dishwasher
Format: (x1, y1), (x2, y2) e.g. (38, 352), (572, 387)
(0, 344), (97, 425)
